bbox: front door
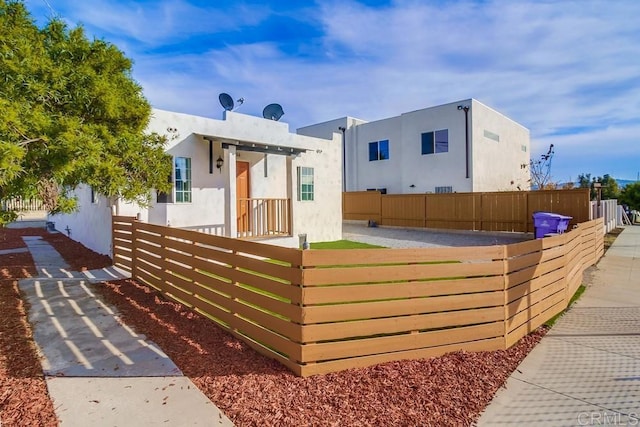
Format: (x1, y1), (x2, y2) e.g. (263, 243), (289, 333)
(236, 161), (250, 234)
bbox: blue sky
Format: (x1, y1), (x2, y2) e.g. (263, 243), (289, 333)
(25, 0), (640, 182)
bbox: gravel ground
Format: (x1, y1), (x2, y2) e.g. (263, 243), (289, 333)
(0, 227), (546, 426)
(343, 222), (531, 248)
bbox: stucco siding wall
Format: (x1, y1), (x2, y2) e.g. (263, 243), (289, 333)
(470, 100), (530, 191)
(147, 108), (342, 243)
(334, 99), (528, 195)
(297, 118), (349, 141)
(346, 102), (473, 194)
(291, 144), (342, 243)
(399, 103), (472, 193)
(246, 153), (287, 199)
(148, 132), (227, 231)
(351, 117), (402, 193)
(49, 185), (113, 256)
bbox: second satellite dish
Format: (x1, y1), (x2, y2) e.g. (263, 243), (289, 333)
(263, 103), (284, 121)
(219, 93), (234, 111)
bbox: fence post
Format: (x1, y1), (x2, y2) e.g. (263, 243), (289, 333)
(561, 233), (570, 308)
(501, 245), (509, 350)
(111, 216), (116, 264)
(131, 218), (138, 280)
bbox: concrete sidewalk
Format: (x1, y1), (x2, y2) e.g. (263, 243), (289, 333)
(19, 235), (233, 426)
(478, 226), (640, 426)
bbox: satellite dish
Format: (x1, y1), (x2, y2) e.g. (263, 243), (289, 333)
(263, 103), (284, 121)
(219, 93), (234, 111)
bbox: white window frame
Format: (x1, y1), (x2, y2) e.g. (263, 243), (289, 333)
(174, 157), (192, 203)
(297, 166), (314, 201)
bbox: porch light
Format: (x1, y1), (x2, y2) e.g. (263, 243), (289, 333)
(216, 156), (224, 172)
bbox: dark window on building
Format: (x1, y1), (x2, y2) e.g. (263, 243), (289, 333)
(369, 139), (390, 161)
(422, 129), (449, 154)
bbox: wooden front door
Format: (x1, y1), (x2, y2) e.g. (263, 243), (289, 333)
(236, 161), (250, 234)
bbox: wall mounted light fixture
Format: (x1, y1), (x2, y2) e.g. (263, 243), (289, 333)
(216, 156), (224, 172)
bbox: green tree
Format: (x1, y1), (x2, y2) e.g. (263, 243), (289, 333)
(0, 1), (171, 223)
(576, 173), (620, 200)
(598, 174), (620, 200)
(620, 182), (640, 211)
(577, 173), (592, 189)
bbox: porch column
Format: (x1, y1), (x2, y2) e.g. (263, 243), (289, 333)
(224, 145), (237, 238)
(286, 155), (294, 235)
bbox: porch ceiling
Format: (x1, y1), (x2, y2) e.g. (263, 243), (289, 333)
(196, 133), (308, 157)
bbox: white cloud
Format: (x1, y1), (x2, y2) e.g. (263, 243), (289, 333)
(34, 0), (271, 46)
(25, 0), (640, 180)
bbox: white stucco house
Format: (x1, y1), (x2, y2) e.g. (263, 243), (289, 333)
(51, 109), (343, 256)
(297, 98), (530, 194)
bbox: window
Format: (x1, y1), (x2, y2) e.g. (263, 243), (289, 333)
(297, 167), (314, 201)
(435, 186), (453, 194)
(421, 129), (448, 154)
(90, 187), (98, 204)
(521, 145), (527, 152)
(368, 139), (389, 161)
(174, 157), (192, 203)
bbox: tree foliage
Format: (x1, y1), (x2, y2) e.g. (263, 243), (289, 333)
(0, 1), (171, 220)
(598, 174), (620, 200)
(577, 173), (620, 200)
(620, 182), (640, 211)
(577, 173), (592, 190)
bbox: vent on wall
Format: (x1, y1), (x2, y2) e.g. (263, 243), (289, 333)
(435, 186), (453, 194)
(483, 129), (500, 142)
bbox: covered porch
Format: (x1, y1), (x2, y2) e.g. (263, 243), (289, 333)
(198, 134), (307, 240)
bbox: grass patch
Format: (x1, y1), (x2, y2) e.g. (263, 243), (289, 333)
(310, 240), (385, 250)
(545, 284), (586, 327)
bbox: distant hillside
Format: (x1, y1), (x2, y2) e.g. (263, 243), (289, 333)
(617, 179), (637, 188)
(548, 179), (637, 190)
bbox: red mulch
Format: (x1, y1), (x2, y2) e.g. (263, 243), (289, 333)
(0, 228), (47, 251)
(0, 227), (110, 426)
(0, 243), (57, 426)
(42, 233), (112, 271)
(97, 278), (547, 426)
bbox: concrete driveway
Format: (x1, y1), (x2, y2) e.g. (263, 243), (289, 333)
(343, 222), (532, 248)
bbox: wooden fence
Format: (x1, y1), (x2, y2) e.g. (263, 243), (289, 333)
(112, 216), (604, 377)
(343, 189), (591, 233)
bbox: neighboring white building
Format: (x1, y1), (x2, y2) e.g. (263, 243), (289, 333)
(51, 109), (343, 256)
(297, 98), (530, 194)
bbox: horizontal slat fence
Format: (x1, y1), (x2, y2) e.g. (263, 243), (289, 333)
(112, 216), (604, 377)
(344, 189), (590, 233)
(112, 216), (136, 272)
